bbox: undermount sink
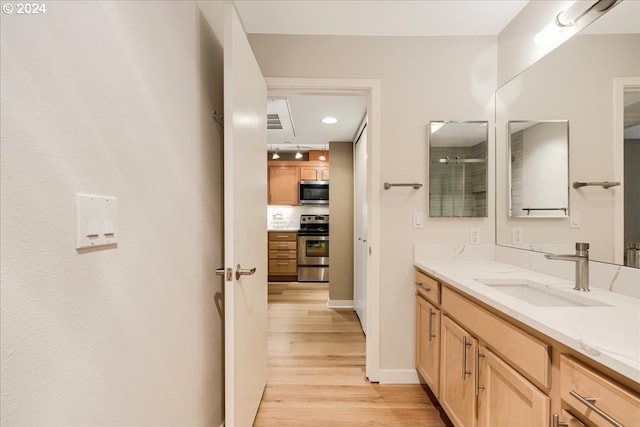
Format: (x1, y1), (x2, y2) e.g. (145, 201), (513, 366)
(475, 278), (610, 307)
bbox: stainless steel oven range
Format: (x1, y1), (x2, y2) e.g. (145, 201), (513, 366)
(297, 214), (329, 282)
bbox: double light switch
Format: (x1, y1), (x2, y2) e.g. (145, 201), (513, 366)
(76, 193), (118, 250)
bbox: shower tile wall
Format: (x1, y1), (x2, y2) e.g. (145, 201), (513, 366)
(510, 131), (524, 216)
(429, 141), (487, 217)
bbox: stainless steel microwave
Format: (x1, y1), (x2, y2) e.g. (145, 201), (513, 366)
(299, 180), (329, 205)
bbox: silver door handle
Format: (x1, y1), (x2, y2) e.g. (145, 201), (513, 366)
(216, 267), (232, 281)
(235, 264), (257, 280)
(569, 390), (623, 427)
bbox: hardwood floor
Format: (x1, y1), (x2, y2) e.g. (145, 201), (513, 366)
(253, 282), (448, 426)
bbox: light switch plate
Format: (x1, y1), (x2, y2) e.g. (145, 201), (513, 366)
(76, 193), (118, 250)
(412, 211), (424, 229)
(570, 210), (581, 229)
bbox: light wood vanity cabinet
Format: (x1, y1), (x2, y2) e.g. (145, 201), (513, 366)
(415, 267), (640, 427)
(477, 347), (549, 427)
(560, 355), (640, 427)
(416, 288), (440, 397)
(440, 315), (478, 427)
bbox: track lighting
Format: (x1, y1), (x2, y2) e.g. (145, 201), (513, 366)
(295, 145), (303, 159)
(272, 148), (280, 160)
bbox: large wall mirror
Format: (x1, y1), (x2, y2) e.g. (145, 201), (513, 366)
(509, 120), (569, 218)
(429, 121), (488, 218)
(495, 0), (640, 266)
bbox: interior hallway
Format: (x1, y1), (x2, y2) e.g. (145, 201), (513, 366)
(253, 282), (448, 426)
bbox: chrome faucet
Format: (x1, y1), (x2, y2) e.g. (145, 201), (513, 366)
(544, 243), (590, 291)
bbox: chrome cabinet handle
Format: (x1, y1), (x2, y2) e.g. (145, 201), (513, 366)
(235, 264), (257, 280)
(428, 308), (436, 342)
(475, 347), (485, 395)
(552, 413), (569, 427)
(415, 282), (431, 292)
(462, 335), (472, 380)
(569, 390), (623, 427)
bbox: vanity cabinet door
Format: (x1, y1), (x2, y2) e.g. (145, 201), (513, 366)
(477, 347), (549, 427)
(416, 292), (440, 397)
(440, 315), (477, 427)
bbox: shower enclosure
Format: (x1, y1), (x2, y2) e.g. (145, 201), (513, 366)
(428, 121), (488, 218)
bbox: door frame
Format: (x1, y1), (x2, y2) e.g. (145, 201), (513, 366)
(613, 76), (640, 265)
(266, 77), (381, 382)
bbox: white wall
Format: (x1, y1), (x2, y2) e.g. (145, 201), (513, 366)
(0, 2), (224, 425)
(248, 34), (496, 373)
(522, 123), (569, 212)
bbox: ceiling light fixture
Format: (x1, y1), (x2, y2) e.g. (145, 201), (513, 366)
(272, 148), (280, 160)
(321, 116), (338, 125)
(295, 145), (303, 159)
(319, 144), (327, 161)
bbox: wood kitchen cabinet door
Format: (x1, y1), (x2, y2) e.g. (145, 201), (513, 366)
(440, 315), (477, 427)
(477, 347), (549, 427)
(416, 292), (440, 397)
(268, 166), (299, 205)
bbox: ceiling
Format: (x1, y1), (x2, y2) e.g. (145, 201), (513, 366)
(245, 0), (531, 152)
(236, 1), (529, 37)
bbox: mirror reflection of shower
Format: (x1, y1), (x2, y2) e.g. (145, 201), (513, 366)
(624, 88), (640, 268)
(429, 121), (488, 218)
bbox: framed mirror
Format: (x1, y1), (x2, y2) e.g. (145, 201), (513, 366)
(429, 121), (488, 218)
(509, 120), (569, 218)
(495, 0), (640, 266)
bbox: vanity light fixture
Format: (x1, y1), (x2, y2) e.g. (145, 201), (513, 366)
(295, 145), (303, 159)
(555, 0), (617, 27)
(321, 116), (338, 125)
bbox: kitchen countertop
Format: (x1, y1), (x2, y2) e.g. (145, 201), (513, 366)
(414, 259), (640, 385)
(267, 227), (299, 232)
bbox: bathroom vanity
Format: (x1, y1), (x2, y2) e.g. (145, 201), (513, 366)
(414, 259), (639, 427)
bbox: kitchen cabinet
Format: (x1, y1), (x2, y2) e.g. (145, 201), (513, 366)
(300, 165), (329, 181)
(440, 315), (478, 427)
(268, 165), (299, 205)
(268, 231), (297, 281)
(416, 287), (440, 397)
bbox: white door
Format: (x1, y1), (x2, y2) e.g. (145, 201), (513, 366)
(222, 5), (268, 427)
(354, 122), (368, 333)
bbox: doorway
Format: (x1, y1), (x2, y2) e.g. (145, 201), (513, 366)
(266, 77), (381, 382)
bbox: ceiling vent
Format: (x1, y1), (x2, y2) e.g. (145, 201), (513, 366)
(267, 98), (296, 137)
(267, 113), (283, 130)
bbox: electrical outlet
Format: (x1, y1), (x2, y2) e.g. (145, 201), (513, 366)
(512, 228), (523, 245)
(470, 228), (480, 245)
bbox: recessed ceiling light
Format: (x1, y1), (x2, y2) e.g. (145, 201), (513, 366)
(321, 117), (338, 125)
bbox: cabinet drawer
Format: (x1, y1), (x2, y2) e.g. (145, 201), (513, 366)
(268, 259), (297, 274)
(268, 231), (297, 241)
(268, 241), (297, 251)
(441, 286), (550, 390)
(415, 270), (440, 305)
(560, 356), (640, 427)
(269, 250), (297, 260)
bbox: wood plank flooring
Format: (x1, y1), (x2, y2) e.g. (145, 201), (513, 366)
(253, 282), (449, 427)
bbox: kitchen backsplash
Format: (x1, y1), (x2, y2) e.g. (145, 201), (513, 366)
(267, 205), (330, 229)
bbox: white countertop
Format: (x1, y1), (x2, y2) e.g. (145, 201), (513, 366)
(267, 227), (299, 232)
(414, 259), (640, 385)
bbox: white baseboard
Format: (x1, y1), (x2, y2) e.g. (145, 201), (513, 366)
(377, 369), (421, 384)
(326, 299), (354, 309)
